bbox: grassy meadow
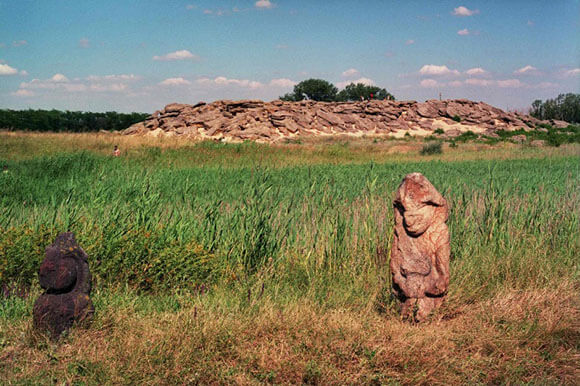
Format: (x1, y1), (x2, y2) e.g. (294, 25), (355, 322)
(1, 131), (579, 384)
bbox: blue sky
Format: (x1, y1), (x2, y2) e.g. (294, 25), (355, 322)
(1, 0), (578, 112)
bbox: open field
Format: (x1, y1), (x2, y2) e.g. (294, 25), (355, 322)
(1, 132), (579, 384)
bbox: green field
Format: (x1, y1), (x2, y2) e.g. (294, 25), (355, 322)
(1, 133), (579, 384)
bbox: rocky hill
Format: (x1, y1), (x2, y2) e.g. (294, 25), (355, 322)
(123, 99), (557, 142)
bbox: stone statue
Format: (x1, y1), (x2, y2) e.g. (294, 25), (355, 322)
(33, 232), (94, 339)
(390, 173), (450, 321)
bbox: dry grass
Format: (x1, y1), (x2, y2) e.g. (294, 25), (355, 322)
(1, 130), (579, 166)
(1, 281), (578, 384)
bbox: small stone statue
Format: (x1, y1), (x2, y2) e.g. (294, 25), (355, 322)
(33, 232), (94, 339)
(390, 173), (450, 321)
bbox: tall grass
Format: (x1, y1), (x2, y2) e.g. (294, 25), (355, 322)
(0, 140), (578, 383)
(0, 151), (577, 298)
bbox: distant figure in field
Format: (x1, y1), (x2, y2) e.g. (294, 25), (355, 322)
(113, 145), (121, 157)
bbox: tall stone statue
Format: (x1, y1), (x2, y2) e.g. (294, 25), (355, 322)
(390, 173), (450, 321)
(33, 232), (94, 339)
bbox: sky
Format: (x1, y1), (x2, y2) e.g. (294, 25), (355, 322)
(0, 0), (578, 113)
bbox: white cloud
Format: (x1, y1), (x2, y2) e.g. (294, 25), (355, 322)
(564, 68), (580, 77)
(452, 6), (479, 16)
(448, 80), (464, 87)
(198, 76), (263, 89)
(514, 65), (538, 74)
(51, 73), (69, 82)
(12, 40), (27, 47)
(465, 67), (488, 76)
(457, 28), (470, 36)
(269, 78), (296, 88)
(336, 77), (375, 88)
(0, 63), (19, 75)
(405, 39), (415, 45)
(465, 78), (492, 86)
(341, 68), (360, 77)
(420, 79), (439, 88)
(79, 38), (90, 48)
(419, 64), (460, 76)
(153, 50), (199, 61)
(19, 70), (28, 76)
(11, 89), (35, 97)
(497, 79), (524, 88)
(255, 0), (273, 9)
(17, 73), (139, 95)
(159, 77), (191, 86)
(87, 74), (139, 81)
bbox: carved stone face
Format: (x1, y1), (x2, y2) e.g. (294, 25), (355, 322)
(403, 204), (435, 236)
(394, 172), (447, 237)
(38, 250), (77, 293)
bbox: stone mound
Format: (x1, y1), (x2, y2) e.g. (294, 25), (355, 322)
(123, 99), (549, 142)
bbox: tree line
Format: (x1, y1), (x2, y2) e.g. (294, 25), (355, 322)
(530, 93), (580, 123)
(0, 109), (149, 132)
(280, 78), (395, 102)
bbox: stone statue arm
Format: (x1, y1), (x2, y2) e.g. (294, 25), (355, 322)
(390, 229), (410, 296)
(425, 228), (450, 296)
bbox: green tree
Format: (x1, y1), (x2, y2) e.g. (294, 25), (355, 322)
(280, 78), (338, 102)
(336, 82), (395, 101)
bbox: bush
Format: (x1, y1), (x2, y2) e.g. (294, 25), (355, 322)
(452, 115), (461, 123)
(434, 128), (445, 135)
(420, 142), (443, 155)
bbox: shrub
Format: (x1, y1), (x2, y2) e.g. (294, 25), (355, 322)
(420, 142), (443, 155)
(434, 128), (444, 135)
(452, 115), (461, 123)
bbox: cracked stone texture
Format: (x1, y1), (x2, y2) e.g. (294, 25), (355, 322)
(123, 99), (552, 142)
(33, 232), (94, 339)
(390, 173), (450, 322)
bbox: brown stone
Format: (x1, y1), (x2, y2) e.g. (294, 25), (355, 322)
(33, 233), (94, 339)
(122, 99), (564, 142)
(390, 173), (450, 322)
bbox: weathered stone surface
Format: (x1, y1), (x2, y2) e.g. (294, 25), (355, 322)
(122, 99), (559, 142)
(33, 233), (94, 339)
(390, 173), (450, 322)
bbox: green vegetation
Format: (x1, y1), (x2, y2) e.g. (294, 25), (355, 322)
(280, 78), (395, 101)
(420, 141), (443, 155)
(452, 114), (461, 122)
(0, 109), (148, 132)
(336, 83), (394, 101)
(530, 93), (580, 123)
(0, 134), (578, 383)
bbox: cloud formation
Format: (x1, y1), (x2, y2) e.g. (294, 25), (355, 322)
(420, 79), (439, 88)
(465, 67), (488, 76)
(419, 64), (460, 76)
(457, 28), (470, 36)
(269, 78), (296, 88)
(12, 40), (27, 47)
(159, 77), (192, 86)
(341, 68), (360, 77)
(452, 6), (479, 16)
(564, 68), (580, 77)
(0, 63), (19, 75)
(198, 76), (263, 89)
(255, 0), (273, 9)
(153, 50), (199, 61)
(514, 65), (538, 74)
(336, 77), (375, 88)
(405, 39), (415, 45)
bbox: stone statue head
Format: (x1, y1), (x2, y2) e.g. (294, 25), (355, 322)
(394, 172), (448, 236)
(38, 232), (91, 295)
